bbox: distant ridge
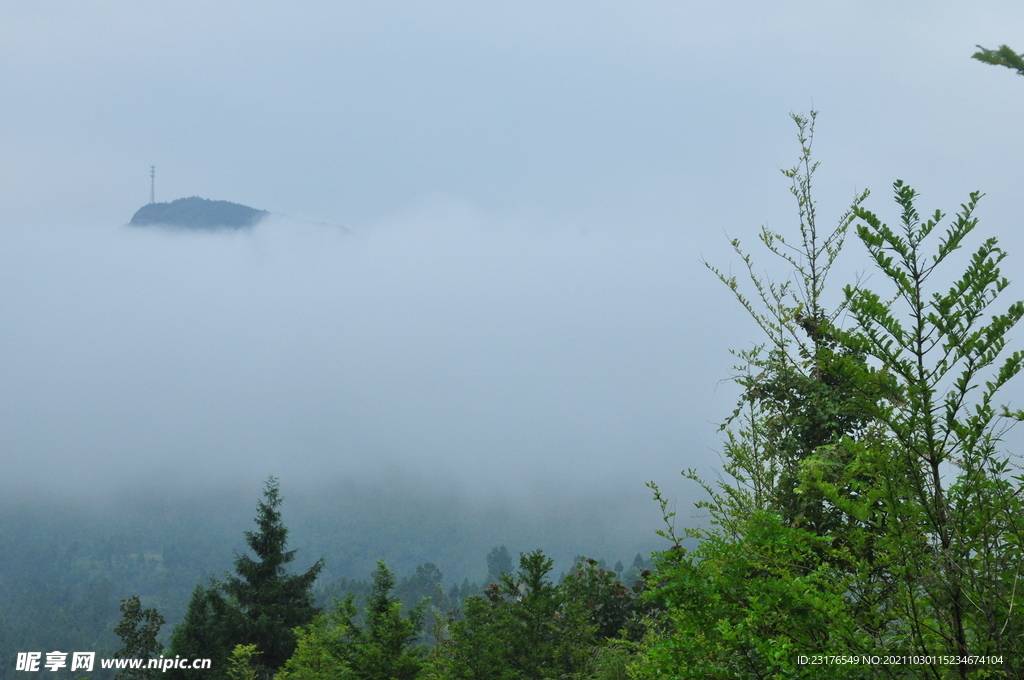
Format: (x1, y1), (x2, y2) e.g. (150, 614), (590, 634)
(130, 196), (269, 230)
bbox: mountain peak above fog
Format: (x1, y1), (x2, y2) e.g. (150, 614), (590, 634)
(130, 196), (269, 230)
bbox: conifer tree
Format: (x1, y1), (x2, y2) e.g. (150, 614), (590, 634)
(167, 583), (237, 680)
(278, 561), (425, 680)
(427, 550), (596, 679)
(222, 476), (324, 673)
(168, 477), (323, 680)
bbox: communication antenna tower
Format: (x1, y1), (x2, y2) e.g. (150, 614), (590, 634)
(150, 166), (156, 204)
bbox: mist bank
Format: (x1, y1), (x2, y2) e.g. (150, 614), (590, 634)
(1, 474), (668, 585)
(0, 208), (739, 505)
(0, 474), (668, 661)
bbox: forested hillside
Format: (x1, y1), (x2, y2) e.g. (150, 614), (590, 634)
(0, 483), (656, 680)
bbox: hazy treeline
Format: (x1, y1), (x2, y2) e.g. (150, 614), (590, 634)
(0, 487), (653, 680)
(98, 477), (656, 680)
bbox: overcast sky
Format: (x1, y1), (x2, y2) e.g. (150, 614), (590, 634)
(2, 2), (1023, 518)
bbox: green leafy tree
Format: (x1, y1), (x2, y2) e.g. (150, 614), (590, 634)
(276, 604), (356, 680)
(426, 587), (520, 680)
(639, 112), (1024, 678)
(701, 111), (872, 532)
(113, 595), (166, 680)
(348, 561), (426, 680)
(278, 561), (424, 680)
(561, 558), (639, 642)
(641, 113), (868, 676)
(427, 550), (596, 680)
(639, 503), (873, 679)
(973, 44), (1024, 76)
(841, 181), (1024, 673)
(226, 645), (260, 680)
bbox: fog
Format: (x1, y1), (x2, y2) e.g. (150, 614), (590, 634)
(0, 204), (742, 509)
(2, 2), (1024, 543)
